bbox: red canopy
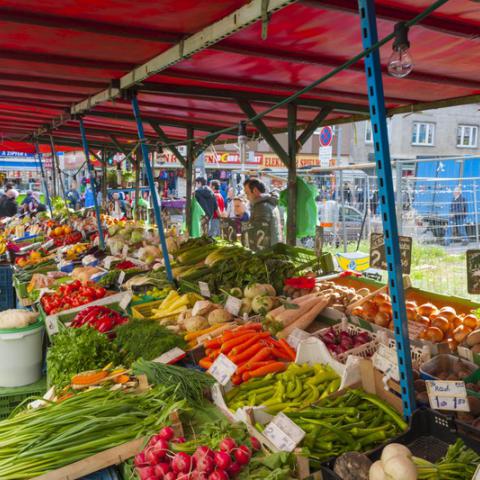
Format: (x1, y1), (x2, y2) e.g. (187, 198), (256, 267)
(0, 0), (479, 148)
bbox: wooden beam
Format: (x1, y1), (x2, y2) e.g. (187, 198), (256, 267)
(237, 100), (290, 166)
(149, 122), (187, 167)
(194, 133), (221, 158)
(296, 107), (332, 148)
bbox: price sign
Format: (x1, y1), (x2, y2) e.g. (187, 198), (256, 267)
(121, 244), (129, 258)
(225, 295), (242, 316)
(372, 344), (400, 381)
(466, 250), (480, 294)
(104, 256), (115, 270)
(220, 219), (237, 243)
(263, 413), (306, 452)
(46, 317), (59, 336)
(208, 353), (237, 386)
(242, 221), (271, 251)
(117, 271), (126, 286)
(426, 380), (470, 412)
(199, 281), (211, 298)
(153, 347), (186, 364)
(119, 293), (132, 310)
(457, 346), (474, 363)
(287, 328), (310, 349)
(473, 464), (480, 480)
(370, 233), (412, 274)
(407, 321), (425, 340)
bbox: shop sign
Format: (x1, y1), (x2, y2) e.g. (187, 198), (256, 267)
(241, 220), (271, 251)
(466, 249), (480, 294)
(426, 380), (470, 412)
(220, 218), (237, 243)
(369, 233), (412, 274)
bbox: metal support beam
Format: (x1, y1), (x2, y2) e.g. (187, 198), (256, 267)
(150, 122), (187, 167)
(193, 133), (221, 158)
(131, 95), (173, 282)
(109, 135), (140, 161)
(79, 118), (105, 250)
(296, 107), (332, 149)
(287, 103), (298, 246)
(185, 127), (194, 236)
(33, 141), (52, 216)
(237, 100), (290, 166)
(101, 149), (108, 209)
(359, 0), (415, 418)
(49, 135), (70, 213)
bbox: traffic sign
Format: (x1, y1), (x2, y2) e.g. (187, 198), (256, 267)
(319, 126), (333, 147)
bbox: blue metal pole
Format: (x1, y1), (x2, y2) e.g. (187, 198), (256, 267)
(79, 118), (105, 250)
(33, 141), (53, 216)
(358, 0), (416, 418)
(131, 95), (173, 282)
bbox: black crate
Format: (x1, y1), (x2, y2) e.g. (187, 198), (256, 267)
(0, 264), (15, 311)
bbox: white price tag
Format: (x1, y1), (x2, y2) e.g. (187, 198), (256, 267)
(208, 353), (237, 386)
(225, 295), (242, 316)
(46, 317), (59, 336)
(473, 464), (480, 480)
(104, 256), (115, 270)
(407, 321), (425, 340)
(42, 239), (54, 249)
(458, 346), (474, 363)
(263, 413), (306, 452)
(119, 292), (132, 310)
(199, 281), (211, 298)
(117, 271), (126, 286)
(372, 344), (400, 382)
(121, 245), (129, 258)
(287, 328), (310, 349)
(426, 380), (470, 412)
(153, 347), (186, 364)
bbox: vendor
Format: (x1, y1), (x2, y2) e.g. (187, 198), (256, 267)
(0, 189), (19, 218)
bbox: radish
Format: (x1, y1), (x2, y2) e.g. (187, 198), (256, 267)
(174, 437), (187, 444)
(233, 446), (251, 465)
(137, 466), (155, 480)
(164, 473), (176, 480)
(159, 426), (175, 441)
(134, 452), (147, 467)
(154, 463), (171, 477)
(145, 449), (161, 465)
(249, 436), (261, 451)
(196, 454), (215, 474)
(152, 439), (169, 459)
(208, 471), (229, 480)
(219, 437), (237, 453)
(191, 472), (208, 480)
(172, 452), (193, 474)
(227, 462), (242, 477)
(214, 451), (232, 470)
(193, 446), (214, 461)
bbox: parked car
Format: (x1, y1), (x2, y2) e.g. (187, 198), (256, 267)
(318, 202), (367, 244)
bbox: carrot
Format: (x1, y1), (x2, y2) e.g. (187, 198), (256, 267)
(236, 347), (273, 375)
(221, 332), (257, 354)
(242, 362), (287, 381)
(204, 338), (222, 349)
(114, 374), (130, 384)
(229, 342), (264, 364)
(185, 324), (224, 341)
(231, 374), (242, 385)
(230, 332), (271, 356)
(71, 370), (108, 386)
(233, 323), (263, 333)
(271, 347), (293, 361)
(208, 349), (221, 360)
(279, 338), (297, 361)
(199, 357), (213, 369)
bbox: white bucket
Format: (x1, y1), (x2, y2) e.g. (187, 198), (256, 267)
(0, 320), (44, 387)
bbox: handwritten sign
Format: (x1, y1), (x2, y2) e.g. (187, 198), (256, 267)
(466, 250), (480, 294)
(263, 413), (306, 452)
(153, 347), (186, 364)
(199, 281), (211, 298)
(407, 321), (425, 340)
(220, 219), (237, 243)
(372, 344), (400, 382)
(370, 233), (412, 274)
(208, 354), (237, 386)
(45, 317), (59, 336)
(119, 293), (133, 311)
(426, 380), (470, 412)
(225, 295), (242, 316)
(473, 464), (480, 480)
(242, 221), (271, 251)
(117, 271), (126, 286)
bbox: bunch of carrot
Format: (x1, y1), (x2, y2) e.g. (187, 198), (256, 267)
(198, 322), (296, 384)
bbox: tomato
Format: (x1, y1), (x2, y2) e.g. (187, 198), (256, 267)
(94, 287), (106, 299)
(71, 298), (80, 308)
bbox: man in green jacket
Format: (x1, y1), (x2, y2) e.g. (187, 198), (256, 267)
(244, 178), (281, 246)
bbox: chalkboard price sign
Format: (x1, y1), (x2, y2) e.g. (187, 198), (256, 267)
(241, 221), (271, 251)
(220, 218), (237, 243)
(466, 249), (480, 294)
(369, 233), (412, 274)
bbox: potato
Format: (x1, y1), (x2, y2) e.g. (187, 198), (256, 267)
(414, 379), (426, 392)
(466, 328), (480, 347)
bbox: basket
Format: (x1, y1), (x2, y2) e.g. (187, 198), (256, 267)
(0, 264), (15, 310)
(0, 376), (47, 419)
(385, 337), (427, 370)
(311, 322), (378, 363)
(420, 354), (478, 381)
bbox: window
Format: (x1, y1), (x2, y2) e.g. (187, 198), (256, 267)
(365, 120), (391, 144)
(412, 122), (435, 146)
(457, 125), (478, 148)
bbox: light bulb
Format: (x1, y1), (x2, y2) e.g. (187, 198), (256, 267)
(388, 46), (413, 78)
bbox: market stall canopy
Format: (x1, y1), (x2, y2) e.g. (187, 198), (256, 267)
(1, 0), (480, 148)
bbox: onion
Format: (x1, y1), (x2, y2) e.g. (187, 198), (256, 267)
(369, 461), (387, 480)
(380, 443), (412, 464)
(383, 455), (417, 480)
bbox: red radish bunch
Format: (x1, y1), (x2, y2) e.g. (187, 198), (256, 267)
(320, 328), (371, 355)
(135, 430), (259, 480)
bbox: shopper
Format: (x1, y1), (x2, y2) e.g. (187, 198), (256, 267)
(0, 189), (19, 218)
(209, 180), (225, 237)
(84, 182), (95, 209)
(243, 178), (281, 246)
(194, 177), (219, 236)
(66, 185), (80, 210)
(232, 197), (250, 233)
(445, 186), (469, 246)
(224, 187), (236, 218)
(20, 190), (35, 213)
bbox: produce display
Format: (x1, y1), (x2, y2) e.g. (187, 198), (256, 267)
(4, 211), (480, 480)
(225, 363), (340, 414)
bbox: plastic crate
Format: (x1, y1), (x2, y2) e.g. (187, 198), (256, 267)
(130, 299), (163, 319)
(0, 377), (47, 419)
(0, 264), (15, 311)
